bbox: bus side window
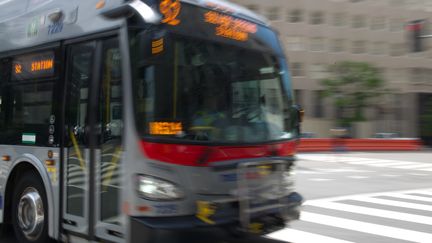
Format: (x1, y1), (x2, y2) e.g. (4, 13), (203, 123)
(99, 38), (123, 224)
(0, 52), (58, 146)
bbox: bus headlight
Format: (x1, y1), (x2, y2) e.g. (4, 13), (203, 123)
(137, 175), (184, 200)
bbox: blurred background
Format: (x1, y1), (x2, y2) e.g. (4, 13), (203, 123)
(231, 0), (432, 146)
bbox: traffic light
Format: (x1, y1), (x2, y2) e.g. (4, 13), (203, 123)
(406, 20), (426, 52)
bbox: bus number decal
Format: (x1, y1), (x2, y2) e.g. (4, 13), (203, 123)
(160, 0), (181, 26)
(48, 23), (64, 35)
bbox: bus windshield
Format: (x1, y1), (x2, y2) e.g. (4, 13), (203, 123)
(130, 31), (293, 144)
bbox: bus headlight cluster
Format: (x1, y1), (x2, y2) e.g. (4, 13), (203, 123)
(137, 175), (184, 200)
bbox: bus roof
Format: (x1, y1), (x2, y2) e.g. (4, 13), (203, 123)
(0, 0), (268, 54)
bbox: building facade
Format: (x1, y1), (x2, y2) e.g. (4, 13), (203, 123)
(231, 0), (432, 140)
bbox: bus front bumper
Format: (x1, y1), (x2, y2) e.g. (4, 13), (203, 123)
(130, 192), (303, 231)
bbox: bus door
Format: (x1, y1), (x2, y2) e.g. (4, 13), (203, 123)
(62, 37), (124, 242)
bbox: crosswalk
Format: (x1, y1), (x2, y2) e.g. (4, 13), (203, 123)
(297, 154), (432, 172)
(267, 189), (432, 243)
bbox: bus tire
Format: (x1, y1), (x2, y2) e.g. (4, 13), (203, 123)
(224, 225), (250, 239)
(11, 171), (50, 243)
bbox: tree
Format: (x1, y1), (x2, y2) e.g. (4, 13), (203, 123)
(321, 61), (386, 128)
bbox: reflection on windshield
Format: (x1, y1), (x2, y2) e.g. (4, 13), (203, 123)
(131, 33), (293, 143)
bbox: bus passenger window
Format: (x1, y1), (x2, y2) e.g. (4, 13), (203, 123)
(99, 38), (123, 224)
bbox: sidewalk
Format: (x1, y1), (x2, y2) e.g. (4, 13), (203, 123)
(297, 138), (423, 152)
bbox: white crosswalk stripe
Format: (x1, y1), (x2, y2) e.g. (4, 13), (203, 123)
(268, 188), (432, 243)
(300, 212), (432, 242)
(297, 154), (432, 172)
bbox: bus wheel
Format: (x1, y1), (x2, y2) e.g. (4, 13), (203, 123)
(224, 225), (250, 239)
(12, 172), (49, 243)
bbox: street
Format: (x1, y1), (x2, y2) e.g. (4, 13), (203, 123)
(2, 152), (431, 243)
(273, 151), (432, 243)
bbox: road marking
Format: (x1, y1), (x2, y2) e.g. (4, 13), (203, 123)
(282, 189), (432, 243)
(351, 196), (432, 211)
(408, 172), (430, 176)
(368, 161), (416, 167)
(317, 168), (374, 173)
(302, 188), (432, 204)
(411, 192), (432, 197)
(346, 175), (369, 179)
(385, 193), (432, 203)
(297, 154), (432, 172)
(380, 174), (400, 177)
(267, 228), (355, 243)
(305, 201), (432, 225)
(296, 170), (326, 175)
(309, 178), (335, 182)
(344, 159), (389, 164)
(395, 164), (432, 169)
(301, 212), (432, 242)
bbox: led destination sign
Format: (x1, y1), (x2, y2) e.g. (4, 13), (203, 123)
(12, 51), (55, 81)
(204, 11), (257, 42)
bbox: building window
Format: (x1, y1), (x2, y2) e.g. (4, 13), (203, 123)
(332, 12), (346, 26)
(309, 64), (328, 80)
(411, 68), (432, 84)
(291, 62), (305, 77)
(287, 9), (303, 23)
(370, 16), (386, 30)
(389, 18), (404, 32)
(352, 15), (367, 28)
(389, 0), (405, 7)
(310, 37), (325, 52)
(310, 11), (325, 25)
(330, 39), (345, 52)
(314, 91), (324, 118)
(266, 7), (280, 21)
(352, 40), (367, 54)
(371, 42), (387, 55)
(294, 89), (303, 107)
(287, 36), (305, 51)
(390, 43), (405, 56)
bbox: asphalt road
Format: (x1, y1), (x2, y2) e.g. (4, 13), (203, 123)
(0, 228), (287, 243)
(281, 151), (432, 243)
(2, 152), (431, 243)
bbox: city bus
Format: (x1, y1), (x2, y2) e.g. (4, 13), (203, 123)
(0, 0), (303, 242)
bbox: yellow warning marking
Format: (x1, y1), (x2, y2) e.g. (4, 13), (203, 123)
(257, 165), (272, 177)
(47, 166), (57, 182)
(196, 201), (216, 224)
(249, 222), (264, 234)
(69, 130), (86, 172)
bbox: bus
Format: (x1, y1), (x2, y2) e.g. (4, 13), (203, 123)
(0, 0), (303, 242)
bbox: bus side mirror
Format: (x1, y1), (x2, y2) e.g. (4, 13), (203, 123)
(293, 105), (304, 123)
(101, 0), (161, 24)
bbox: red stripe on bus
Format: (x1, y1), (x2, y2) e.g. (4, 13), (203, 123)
(139, 140), (297, 166)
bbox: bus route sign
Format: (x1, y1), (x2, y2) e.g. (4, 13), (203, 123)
(11, 51), (55, 81)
